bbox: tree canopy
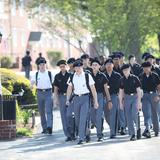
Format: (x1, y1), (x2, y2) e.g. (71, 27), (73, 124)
(28, 0), (160, 59)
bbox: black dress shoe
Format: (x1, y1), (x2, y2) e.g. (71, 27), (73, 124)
(97, 137), (103, 142)
(71, 135), (76, 141)
(120, 127), (126, 135)
(142, 130), (151, 138)
(65, 137), (72, 142)
(91, 124), (95, 129)
(77, 140), (83, 145)
(86, 135), (91, 143)
(155, 132), (159, 137)
(41, 129), (48, 134)
(47, 127), (52, 135)
(130, 135), (136, 141)
(110, 135), (116, 139)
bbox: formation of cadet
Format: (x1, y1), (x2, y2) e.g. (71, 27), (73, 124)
(31, 51), (160, 145)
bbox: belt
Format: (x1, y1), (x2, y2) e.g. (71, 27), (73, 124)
(126, 93), (136, 96)
(37, 88), (52, 92)
(144, 91), (155, 94)
(59, 93), (67, 95)
(75, 93), (89, 97)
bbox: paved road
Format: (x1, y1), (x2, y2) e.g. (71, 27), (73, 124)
(0, 111), (160, 160)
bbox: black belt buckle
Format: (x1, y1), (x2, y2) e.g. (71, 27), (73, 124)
(76, 93), (89, 97)
(38, 88), (51, 92)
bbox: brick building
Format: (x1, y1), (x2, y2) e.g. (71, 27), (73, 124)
(0, 0), (88, 69)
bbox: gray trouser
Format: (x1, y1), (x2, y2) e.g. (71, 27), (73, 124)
(109, 94), (119, 136)
(59, 94), (71, 137)
(124, 95), (138, 136)
(91, 93), (104, 138)
(37, 90), (53, 130)
(24, 65), (31, 79)
(73, 94), (90, 141)
(142, 93), (159, 133)
(104, 98), (110, 125)
(118, 106), (126, 129)
(67, 101), (75, 136)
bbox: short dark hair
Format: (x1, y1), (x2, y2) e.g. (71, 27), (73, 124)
(26, 50), (30, 55)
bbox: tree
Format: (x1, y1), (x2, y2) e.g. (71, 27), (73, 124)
(28, 0), (160, 59)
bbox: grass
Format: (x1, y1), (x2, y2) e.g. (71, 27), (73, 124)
(17, 128), (33, 137)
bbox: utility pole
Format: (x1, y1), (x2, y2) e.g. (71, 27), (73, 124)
(8, 0), (13, 56)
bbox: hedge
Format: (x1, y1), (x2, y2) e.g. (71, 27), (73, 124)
(0, 68), (37, 105)
(2, 86), (12, 95)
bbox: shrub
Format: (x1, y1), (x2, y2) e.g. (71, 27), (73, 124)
(47, 50), (62, 66)
(2, 86), (12, 95)
(0, 56), (13, 68)
(0, 68), (37, 106)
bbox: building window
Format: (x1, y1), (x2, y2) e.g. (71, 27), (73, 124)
(11, 0), (16, 16)
(0, 1), (4, 13)
(21, 31), (26, 47)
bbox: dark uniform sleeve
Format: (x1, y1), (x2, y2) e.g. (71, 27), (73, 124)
(53, 74), (59, 87)
(154, 73), (160, 86)
(102, 73), (109, 85)
(134, 76), (141, 88)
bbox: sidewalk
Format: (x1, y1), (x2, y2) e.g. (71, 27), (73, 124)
(0, 111), (160, 160)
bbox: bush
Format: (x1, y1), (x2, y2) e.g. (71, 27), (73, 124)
(47, 50), (62, 66)
(0, 56), (13, 68)
(0, 68), (37, 106)
(2, 86), (12, 95)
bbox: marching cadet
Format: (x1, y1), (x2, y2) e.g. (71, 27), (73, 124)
(104, 59), (122, 138)
(118, 52), (125, 67)
(112, 53), (123, 75)
(54, 60), (74, 141)
(81, 54), (93, 73)
(67, 58), (75, 74)
(31, 58), (54, 134)
(128, 55), (143, 77)
(112, 53), (126, 134)
(119, 64), (142, 141)
(66, 60), (99, 145)
(90, 59), (112, 141)
(144, 54), (160, 77)
(140, 61), (160, 138)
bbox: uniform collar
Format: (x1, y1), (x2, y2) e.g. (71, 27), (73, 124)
(75, 70), (85, 76)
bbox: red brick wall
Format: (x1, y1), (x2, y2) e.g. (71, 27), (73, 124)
(0, 120), (16, 140)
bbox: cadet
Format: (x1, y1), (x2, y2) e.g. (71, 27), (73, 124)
(31, 58), (54, 134)
(90, 59), (112, 141)
(81, 54), (92, 73)
(111, 53), (126, 134)
(22, 50), (32, 79)
(66, 60), (99, 145)
(140, 61), (160, 137)
(119, 64), (142, 141)
(105, 59), (122, 138)
(35, 53), (44, 70)
(67, 58), (76, 74)
(54, 60), (73, 141)
(145, 54), (160, 76)
(112, 53), (123, 75)
(128, 55), (143, 77)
